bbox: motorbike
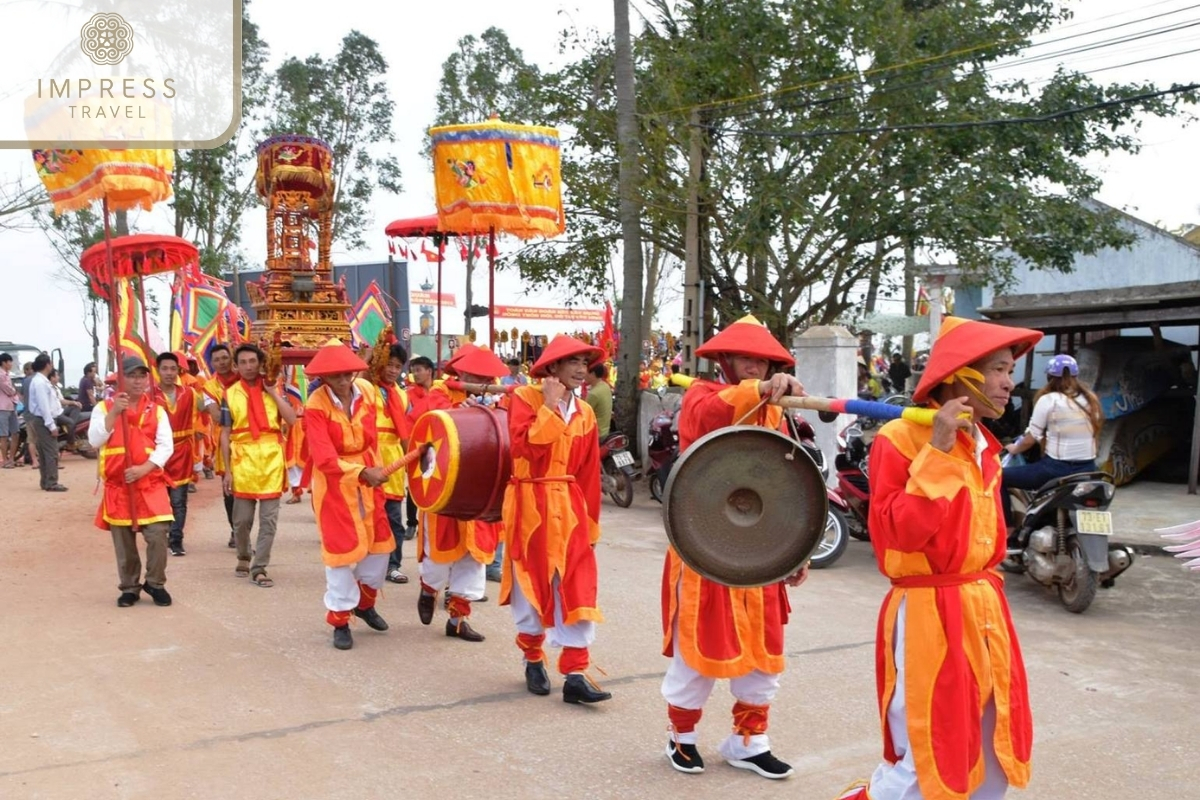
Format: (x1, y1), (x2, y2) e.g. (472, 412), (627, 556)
(785, 412), (851, 569)
(1002, 457), (1134, 614)
(834, 418), (878, 542)
(646, 397), (680, 503)
(16, 411), (94, 463)
(599, 431), (636, 508)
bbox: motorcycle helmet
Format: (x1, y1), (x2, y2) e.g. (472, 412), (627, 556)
(1045, 354), (1079, 377)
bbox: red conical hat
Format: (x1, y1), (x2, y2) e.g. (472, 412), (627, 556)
(695, 314), (794, 367)
(445, 343), (508, 378)
(913, 317), (1042, 403)
(305, 338), (369, 377)
(532, 335), (604, 378)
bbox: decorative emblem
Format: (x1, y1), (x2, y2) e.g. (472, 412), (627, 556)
(80, 12), (134, 66)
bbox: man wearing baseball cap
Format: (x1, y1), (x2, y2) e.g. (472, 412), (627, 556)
(87, 356), (176, 608)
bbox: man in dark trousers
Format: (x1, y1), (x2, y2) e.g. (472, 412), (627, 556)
(887, 353), (912, 395)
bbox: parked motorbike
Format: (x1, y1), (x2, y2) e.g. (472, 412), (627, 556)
(647, 398), (680, 504)
(834, 417), (880, 542)
(599, 432), (636, 508)
(1002, 458), (1134, 613)
(16, 413), (94, 463)
(785, 413), (851, 569)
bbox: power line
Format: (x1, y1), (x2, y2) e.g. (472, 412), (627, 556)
(724, 83), (1198, 140)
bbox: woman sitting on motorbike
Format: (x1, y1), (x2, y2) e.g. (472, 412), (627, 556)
(1001, 354), (1104, 529)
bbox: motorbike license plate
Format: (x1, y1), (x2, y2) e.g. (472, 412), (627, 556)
(1075, 510), (1113, 535)
(612, 451), (634, 468)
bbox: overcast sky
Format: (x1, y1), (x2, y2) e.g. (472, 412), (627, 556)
(0, 0), (1196, 380)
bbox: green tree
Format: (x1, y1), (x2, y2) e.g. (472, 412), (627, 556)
(526, 0), (1193, 343)
(32, 207), (108, 367)
(271, 31), (403, 250)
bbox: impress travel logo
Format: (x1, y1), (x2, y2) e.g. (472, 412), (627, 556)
(3, 0), (241, 149)
(80, 13), (135, 66)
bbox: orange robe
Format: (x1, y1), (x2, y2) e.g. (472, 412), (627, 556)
(500, 385), (602, 626)
(284, 392), (307, 482)
(661, 379), (790, 678)
(869, 418), (1033, 800)
(93, 396), (174, 530)
(202, 372), (238, 474)
(304, 380), (394, 568)
(416, 383), (499, 564)
(157, 384), (198, 487)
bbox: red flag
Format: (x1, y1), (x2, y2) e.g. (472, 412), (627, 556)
(459, 242), (469, 260)
(388, 239), (396, 255)
(487, 240), (498, 258)
(421, 242), (437, 262)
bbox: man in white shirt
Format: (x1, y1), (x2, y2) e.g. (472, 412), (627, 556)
(26, 353), (66, 491)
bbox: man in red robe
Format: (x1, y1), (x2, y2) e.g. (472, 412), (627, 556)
(303, 341), (395, 651)
(415, 344), (507, 643)
(836, 317), (1039, 800)
(87, 356), (175, 608)
(155, 352), (198, 557)
(502, 335), (609, 704)
(401, 356), (436, 543)
(661, 314), (808, 780)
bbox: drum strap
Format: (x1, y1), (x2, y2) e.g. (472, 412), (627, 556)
(890, 570), (1001, 590)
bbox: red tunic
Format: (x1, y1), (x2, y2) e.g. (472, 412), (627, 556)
(660, 379), (791, 678)
(499, 385), (602, 626)
(94, 395), (174, 530)
(304, 380), (394, 568)
(156, 384), (197, 487)
(869, 417), (1033, 800)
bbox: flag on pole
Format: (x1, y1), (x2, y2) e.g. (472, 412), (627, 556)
(346, 280), (392, 348)
(916, 287), (931, 316)
(109, 278), (152, 364)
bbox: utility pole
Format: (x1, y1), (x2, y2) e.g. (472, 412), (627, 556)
(613, 0), (644, 438)
(682, 110), (703, 376)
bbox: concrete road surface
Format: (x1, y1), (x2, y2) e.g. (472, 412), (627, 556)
(1, 462), (1197, 799)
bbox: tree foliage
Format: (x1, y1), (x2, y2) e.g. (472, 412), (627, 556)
(511, 0), (1194, 340)
(271, 31), (403, 250)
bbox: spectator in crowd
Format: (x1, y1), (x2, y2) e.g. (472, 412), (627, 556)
(0, 353), (18, 468)
(78, 362), (98, 414)
(27, 353), (66, 491)
(857, 358), (882, 399)
(501, 358), (528, 387)
(887, 353), (912, 395)
(21, 362), (38, 469)
(584, 363), (613, 439)
(48, 369), (83, 452)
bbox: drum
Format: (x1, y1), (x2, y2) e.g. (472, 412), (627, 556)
(406, 406), (511, 521)
(663, 426), (827, 588)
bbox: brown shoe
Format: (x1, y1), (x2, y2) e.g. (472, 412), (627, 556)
(445, 618), (485, 642)
(417, 591), (435, 625)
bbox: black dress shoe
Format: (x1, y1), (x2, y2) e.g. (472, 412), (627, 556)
(333, 625), (353, 650)
(417, 591), (435, 625)
(445, 618), (485, 642)
(524, 661), (551, 695)
(142, 583), (172, 607)
(354, 607), (389, 631)
(563, 672), (612, 704)
(117, 592), (140, 607)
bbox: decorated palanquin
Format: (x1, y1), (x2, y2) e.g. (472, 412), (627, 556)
(429, 117), (565, 239)
(248, 135), (352, 367)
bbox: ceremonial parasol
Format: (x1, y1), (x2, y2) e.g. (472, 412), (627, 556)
(428, 116), (566, 350)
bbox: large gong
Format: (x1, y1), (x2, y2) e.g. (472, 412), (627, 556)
(663, 426), (828, 588)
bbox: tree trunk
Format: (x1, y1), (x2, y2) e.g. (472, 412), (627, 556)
(861, 239), (886, 363)
(901, 237), (916, 361)
(613, 0), (644, 440)
(641, 241), (659, 349)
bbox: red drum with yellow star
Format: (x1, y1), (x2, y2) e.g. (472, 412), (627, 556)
(406, 406), (512, 522)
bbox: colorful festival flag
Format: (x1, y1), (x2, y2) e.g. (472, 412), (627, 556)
(347, 280), (392, 348)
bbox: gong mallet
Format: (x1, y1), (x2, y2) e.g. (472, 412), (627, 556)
(772, 395), (945, 426)
(381, 443), (431, 478)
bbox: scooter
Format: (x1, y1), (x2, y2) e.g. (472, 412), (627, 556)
(16, 412), (94, 463)
(1002, 459), (1134, 614)
(834, 417), (879, 542)
(599, 432), (636, 508)
(646, 399), (679, 503)
(786, 412), (852, 569)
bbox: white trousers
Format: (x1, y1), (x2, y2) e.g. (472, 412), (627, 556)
(418, 528), (485, 603)
(869, 599), (1009, 800)
(324, 553), (389, 612)
(287, 465), (303, 489)
(508, 567), (595, 650)
(660, 625), (779, 757)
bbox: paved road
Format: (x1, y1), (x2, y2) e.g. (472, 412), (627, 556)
(1, 463), (1197, 799)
